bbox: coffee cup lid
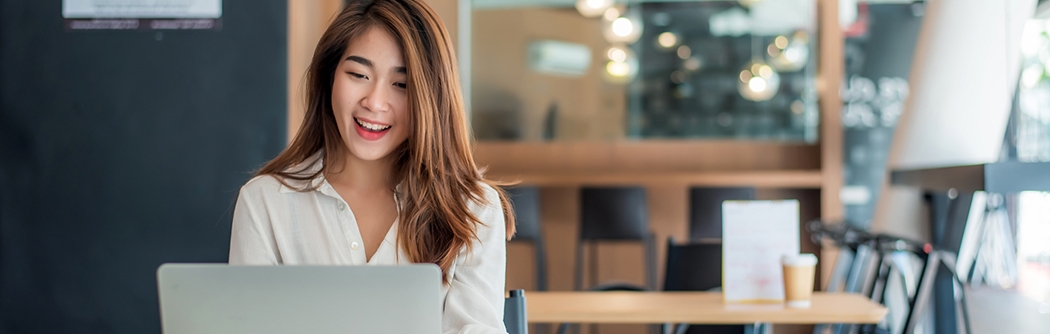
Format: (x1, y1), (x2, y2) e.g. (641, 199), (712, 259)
(781, 253), (818, 266)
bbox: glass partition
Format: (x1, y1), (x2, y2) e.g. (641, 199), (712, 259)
(468, 0), (819, 142)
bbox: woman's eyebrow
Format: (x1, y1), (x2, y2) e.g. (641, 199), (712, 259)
(345, 55), (373, 67)
(345, 55), (406, 74)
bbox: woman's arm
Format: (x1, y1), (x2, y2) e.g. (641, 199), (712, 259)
(442, 185), (509, 334)
(228, 178), (281, 265)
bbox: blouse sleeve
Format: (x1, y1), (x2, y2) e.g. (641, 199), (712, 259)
(228, 178), (281, 265)
(442, 184), (509, 334)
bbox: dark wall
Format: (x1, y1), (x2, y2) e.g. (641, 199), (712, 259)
(842, 4), (923, 226)
(857, 5), (923, 79)
(0, 1), (287, 333)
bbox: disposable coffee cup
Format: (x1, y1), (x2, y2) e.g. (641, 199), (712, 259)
(782, 253), (818, 308)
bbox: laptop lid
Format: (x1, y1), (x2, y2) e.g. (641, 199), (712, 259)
(157, 264), (443, 334)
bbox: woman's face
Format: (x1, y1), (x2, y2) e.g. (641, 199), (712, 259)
(331, 26), (410, 163)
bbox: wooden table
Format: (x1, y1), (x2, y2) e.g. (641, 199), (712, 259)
(526, 292), (888, 324)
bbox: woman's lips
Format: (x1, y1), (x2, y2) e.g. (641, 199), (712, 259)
(353, 117), (391, 141)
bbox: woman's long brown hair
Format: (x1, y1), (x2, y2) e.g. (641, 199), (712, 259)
(256, 0), (515, 281)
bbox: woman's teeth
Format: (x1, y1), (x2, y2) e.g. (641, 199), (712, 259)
(355, 118), (391, 131)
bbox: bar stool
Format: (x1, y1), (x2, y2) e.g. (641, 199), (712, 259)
(506, 186), (548, 291)
(575, 186), (656, 291)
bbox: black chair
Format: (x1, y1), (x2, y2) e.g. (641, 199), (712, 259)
(663, 238), (723, 292)
(662, 238), (750, 334)
(576, 186), (656, 291)
(506, 186), (548, 291)
(505, 289), (528, 334)
(688, 187), (755, 241)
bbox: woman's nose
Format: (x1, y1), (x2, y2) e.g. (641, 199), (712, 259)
(360, 83), (390, 113)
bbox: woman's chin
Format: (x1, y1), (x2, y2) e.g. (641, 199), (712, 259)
(346, 144), (394, 162)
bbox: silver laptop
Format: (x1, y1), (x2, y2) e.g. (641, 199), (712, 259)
(157, 264), (443, 334)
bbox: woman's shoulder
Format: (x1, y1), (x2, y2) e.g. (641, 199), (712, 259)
(469, 182), (501, 211)
(239, 174), (290, 197)
(242, 153), (324, 196)
(468, 182), (507, 234)
(241, 168), (321, 195)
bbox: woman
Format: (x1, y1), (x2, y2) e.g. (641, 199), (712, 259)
(229, 0), (516, 332)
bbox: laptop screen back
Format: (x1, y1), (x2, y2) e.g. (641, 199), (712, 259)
(157, 264), (443, 334)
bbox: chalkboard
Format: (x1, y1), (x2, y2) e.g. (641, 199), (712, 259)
(0, 1), (287, 333)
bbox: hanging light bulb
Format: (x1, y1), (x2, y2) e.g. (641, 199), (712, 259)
(656, 31), (679, 50)
(602, 6), (643, 44)
(603, 7), (620, 21)
(612, 18), (633, 36)
(682, 56), (702, 72)
(603, 45), (638, 84)
(738, 60), (780, 101)
(767, 31), (810, 72)
(677, 45), (691, 59)
(576, 0), (614, 18)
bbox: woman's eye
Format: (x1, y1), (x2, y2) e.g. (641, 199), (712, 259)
(394, 82), (407, 89)
(347, 72), (367, 79)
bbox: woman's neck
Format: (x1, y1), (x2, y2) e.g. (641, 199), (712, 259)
(324, 151), (394, 193)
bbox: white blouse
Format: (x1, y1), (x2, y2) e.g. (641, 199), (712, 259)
(228, 165), (508, 334)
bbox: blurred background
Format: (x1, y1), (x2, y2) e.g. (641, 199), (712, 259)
(2, 0), (1049, 333)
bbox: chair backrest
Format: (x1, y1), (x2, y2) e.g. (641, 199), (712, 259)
(663, 240), (745, 334)
(663, 238), (723, 292)
(579, 186), (648, 240)
(688, 187), (755, 240)
(506, 186), (542, 242)
(504, 289), (528, 334)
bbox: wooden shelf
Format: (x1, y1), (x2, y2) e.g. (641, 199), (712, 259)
(485, 170), (824, 188)
(476, 141), (821, 172)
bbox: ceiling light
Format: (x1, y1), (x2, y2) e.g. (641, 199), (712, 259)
(748, 77), (767, 92)
(607, 62), (630, 77)
(603, 45), (638, 84)
(602, 8), (643, 44)
(612, 18), (633, 37)
(657, 32), (678, 49)
(768, 31), (810, 72)
(607, 46), (627, 62)
(677, 45), (691, 59)
(738, 60), (780, 101)
(576, 0), (613, 18)
(683, 57), (702, 72)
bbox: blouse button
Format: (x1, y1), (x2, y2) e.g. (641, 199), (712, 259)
(350, 242), (360, 250)
(337, 202), (346, 211)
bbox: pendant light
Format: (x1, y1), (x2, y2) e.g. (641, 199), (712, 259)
(739, 34), (780, 101)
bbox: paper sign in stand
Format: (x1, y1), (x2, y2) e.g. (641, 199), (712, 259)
(722, 200), (800, 303)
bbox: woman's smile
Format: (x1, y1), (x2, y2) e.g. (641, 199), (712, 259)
(353, 117), (392, 141)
